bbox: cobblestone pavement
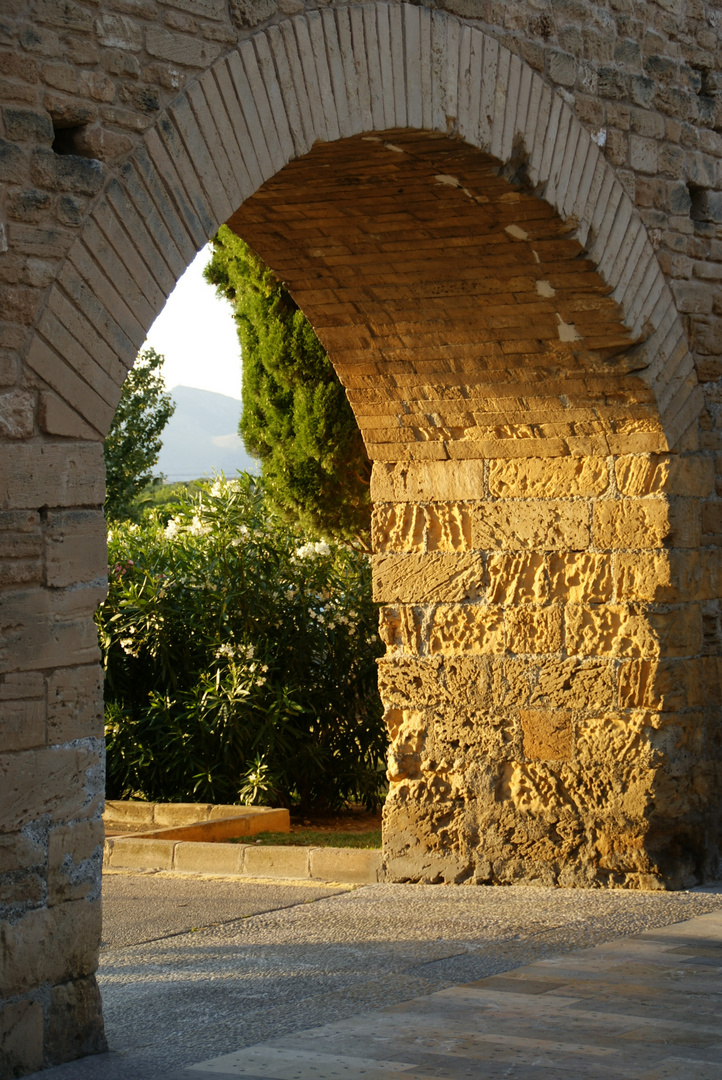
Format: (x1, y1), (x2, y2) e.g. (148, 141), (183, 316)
(30, 875), (722, 1080)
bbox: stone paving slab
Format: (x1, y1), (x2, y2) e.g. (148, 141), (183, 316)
(167, 908), (722, 1080)
(29, 878), (722, 1080)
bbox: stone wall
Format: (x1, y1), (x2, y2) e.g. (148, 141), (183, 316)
(1, 0), (722, 1073)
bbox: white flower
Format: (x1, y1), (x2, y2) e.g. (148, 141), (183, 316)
(348, 627), (356, 636)
(164, 517), (182, 540)
(245, 644), (255, 659)
(313, 541), (330, 556)
(285, 588), (296, 601)
(257, 676), (266, 686)
(261, 664), (268, 673)
(349, 610), (358, 619)
(239, 525), (249, 536)
(215, 644), (234, 659)
(107, 529), (115, 543)
(188, 514), (209, 537)
(210, 479), (223, 497)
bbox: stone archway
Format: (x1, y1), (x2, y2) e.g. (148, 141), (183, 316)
(1, 2), (720, 1072)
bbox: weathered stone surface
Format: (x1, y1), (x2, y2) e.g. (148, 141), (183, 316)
(0, 998), (44, 1078)
(472, 502), (590, 550)
(593, 499), (671, 549)
(47, 976), (107, 1063)
(47, 664), (104, 743)
(521, 709), (573, 760)
(372, 503), (472, 553)
(427, 604), (505, 655)
(371, 460), (485, 503)
(0, 898), (101, 996)
(488, 457), (610, 497)
(0, 745), (102, 834)
(372, 552), (484, 603)
(48, 818), (104, 905)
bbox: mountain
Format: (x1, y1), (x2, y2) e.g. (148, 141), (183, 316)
(157, 385), (259, 482)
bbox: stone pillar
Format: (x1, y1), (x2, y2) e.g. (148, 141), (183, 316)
(374, 451), (722, 889)
(1, 444), (108, 1074)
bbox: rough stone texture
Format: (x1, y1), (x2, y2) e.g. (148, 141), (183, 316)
(1, 0), (722, 1073)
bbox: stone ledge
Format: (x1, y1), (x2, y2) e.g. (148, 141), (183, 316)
(103, 837), (382, 884)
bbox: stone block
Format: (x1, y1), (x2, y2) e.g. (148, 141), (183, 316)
(427, 604), (505, 655)
(614, 454), (715, 496)
(566, 604), (701, 658)
(533, 659), (616, 709)
(48, 818), (103, 905)
(145, 25), (221, 67)
(372, 503), (472, 553)
(471, 502), (590, 551)
(0, 998), (44, 1078)
(372, 552), (484, 603)
(0, 586), (104, 673)
(309, 847), (381, 884)
(507, 606), (562, 654)
(241, 844), (309, 879)
(0, 442), (104, 509)
(47, 664), (104, 743)
(0, 695), (45, 752)
(521, 709), (572, 760)
(44, 509), (107, 587)
(0, 898), (101, 996)
(370, 460), (485, 502)
(593, 499), (670, 549)
(47, 976), (107, 1064)
(548, 553), (612, 603)
(108, 839), (174, 870)
(487, 552), (546, 604)
(0, 829), (44, 875)
(0, 744), (102, 834)
(173, 841), (244, 875)
(487, 457), (609, 498)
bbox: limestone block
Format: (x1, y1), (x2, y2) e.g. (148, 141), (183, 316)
(372, 502), (471, 553)
(377, 655), (445, 709)
(44, 509), (107, 587)
(47, 976), (107, 1064)
(615, 453), (715, 496)
(0, 695), (45, 753)
(0, 829), (44, 875)
(593, 499), (670, 549)
(488, 456), (609, 497)
(0, 442), (104, 509)
(0, 744), (102, 834)
(173, 841), (244, 875)
(507, 606), (562, 654)
(47, 664), (104, 743)
(521, 709), (573, 760)
(471, 502), (589, 550)
(0, 898), (101, 996)
(108, 839), (174, 870)
(618, 658), (707, 711)
(487, 552), (546, 604)
(372, 552), (483, 602)
(532, 659), (616, 709)
(370, 459), (485, 502)
(548, 552), (612, 602)
(386, 706), (425, 781)
(242, 845), (309, 878)
(614, 550), (717, 602)
(309, 847), (381, 884)
(427, 604), (505, 655)
(48, 818), (104, 906)
(0, 998), (43, 1077)
(431, 708), (519, 760)
(378, 605), (421, 653)
(566, 604), (702, 658)
(0, 587), (104, 672)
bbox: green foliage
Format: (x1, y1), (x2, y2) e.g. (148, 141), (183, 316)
(104, 348), (175, 521)
(246, 830), (382, 849)
(204, 226), (371, 548)
(98, 476), (386, 811)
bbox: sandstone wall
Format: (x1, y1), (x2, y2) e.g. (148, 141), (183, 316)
(1, 0), (722, 1074)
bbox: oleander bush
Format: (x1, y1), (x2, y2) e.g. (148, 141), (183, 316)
(98, 475), (386, 811)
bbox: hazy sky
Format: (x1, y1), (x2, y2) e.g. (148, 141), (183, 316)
(143, 244), (242, 401)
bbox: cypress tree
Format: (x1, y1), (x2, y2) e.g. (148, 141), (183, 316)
(204, 226), (371, 548)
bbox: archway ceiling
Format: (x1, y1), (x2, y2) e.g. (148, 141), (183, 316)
(228, 131), (660, 463)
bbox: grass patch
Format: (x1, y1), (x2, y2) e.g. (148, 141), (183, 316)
(237, 829), (382, 849)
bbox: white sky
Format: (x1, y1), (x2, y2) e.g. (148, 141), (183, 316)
(143, 244), (242, 401)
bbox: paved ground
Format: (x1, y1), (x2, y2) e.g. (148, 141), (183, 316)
(30, 873), (722, 1080)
